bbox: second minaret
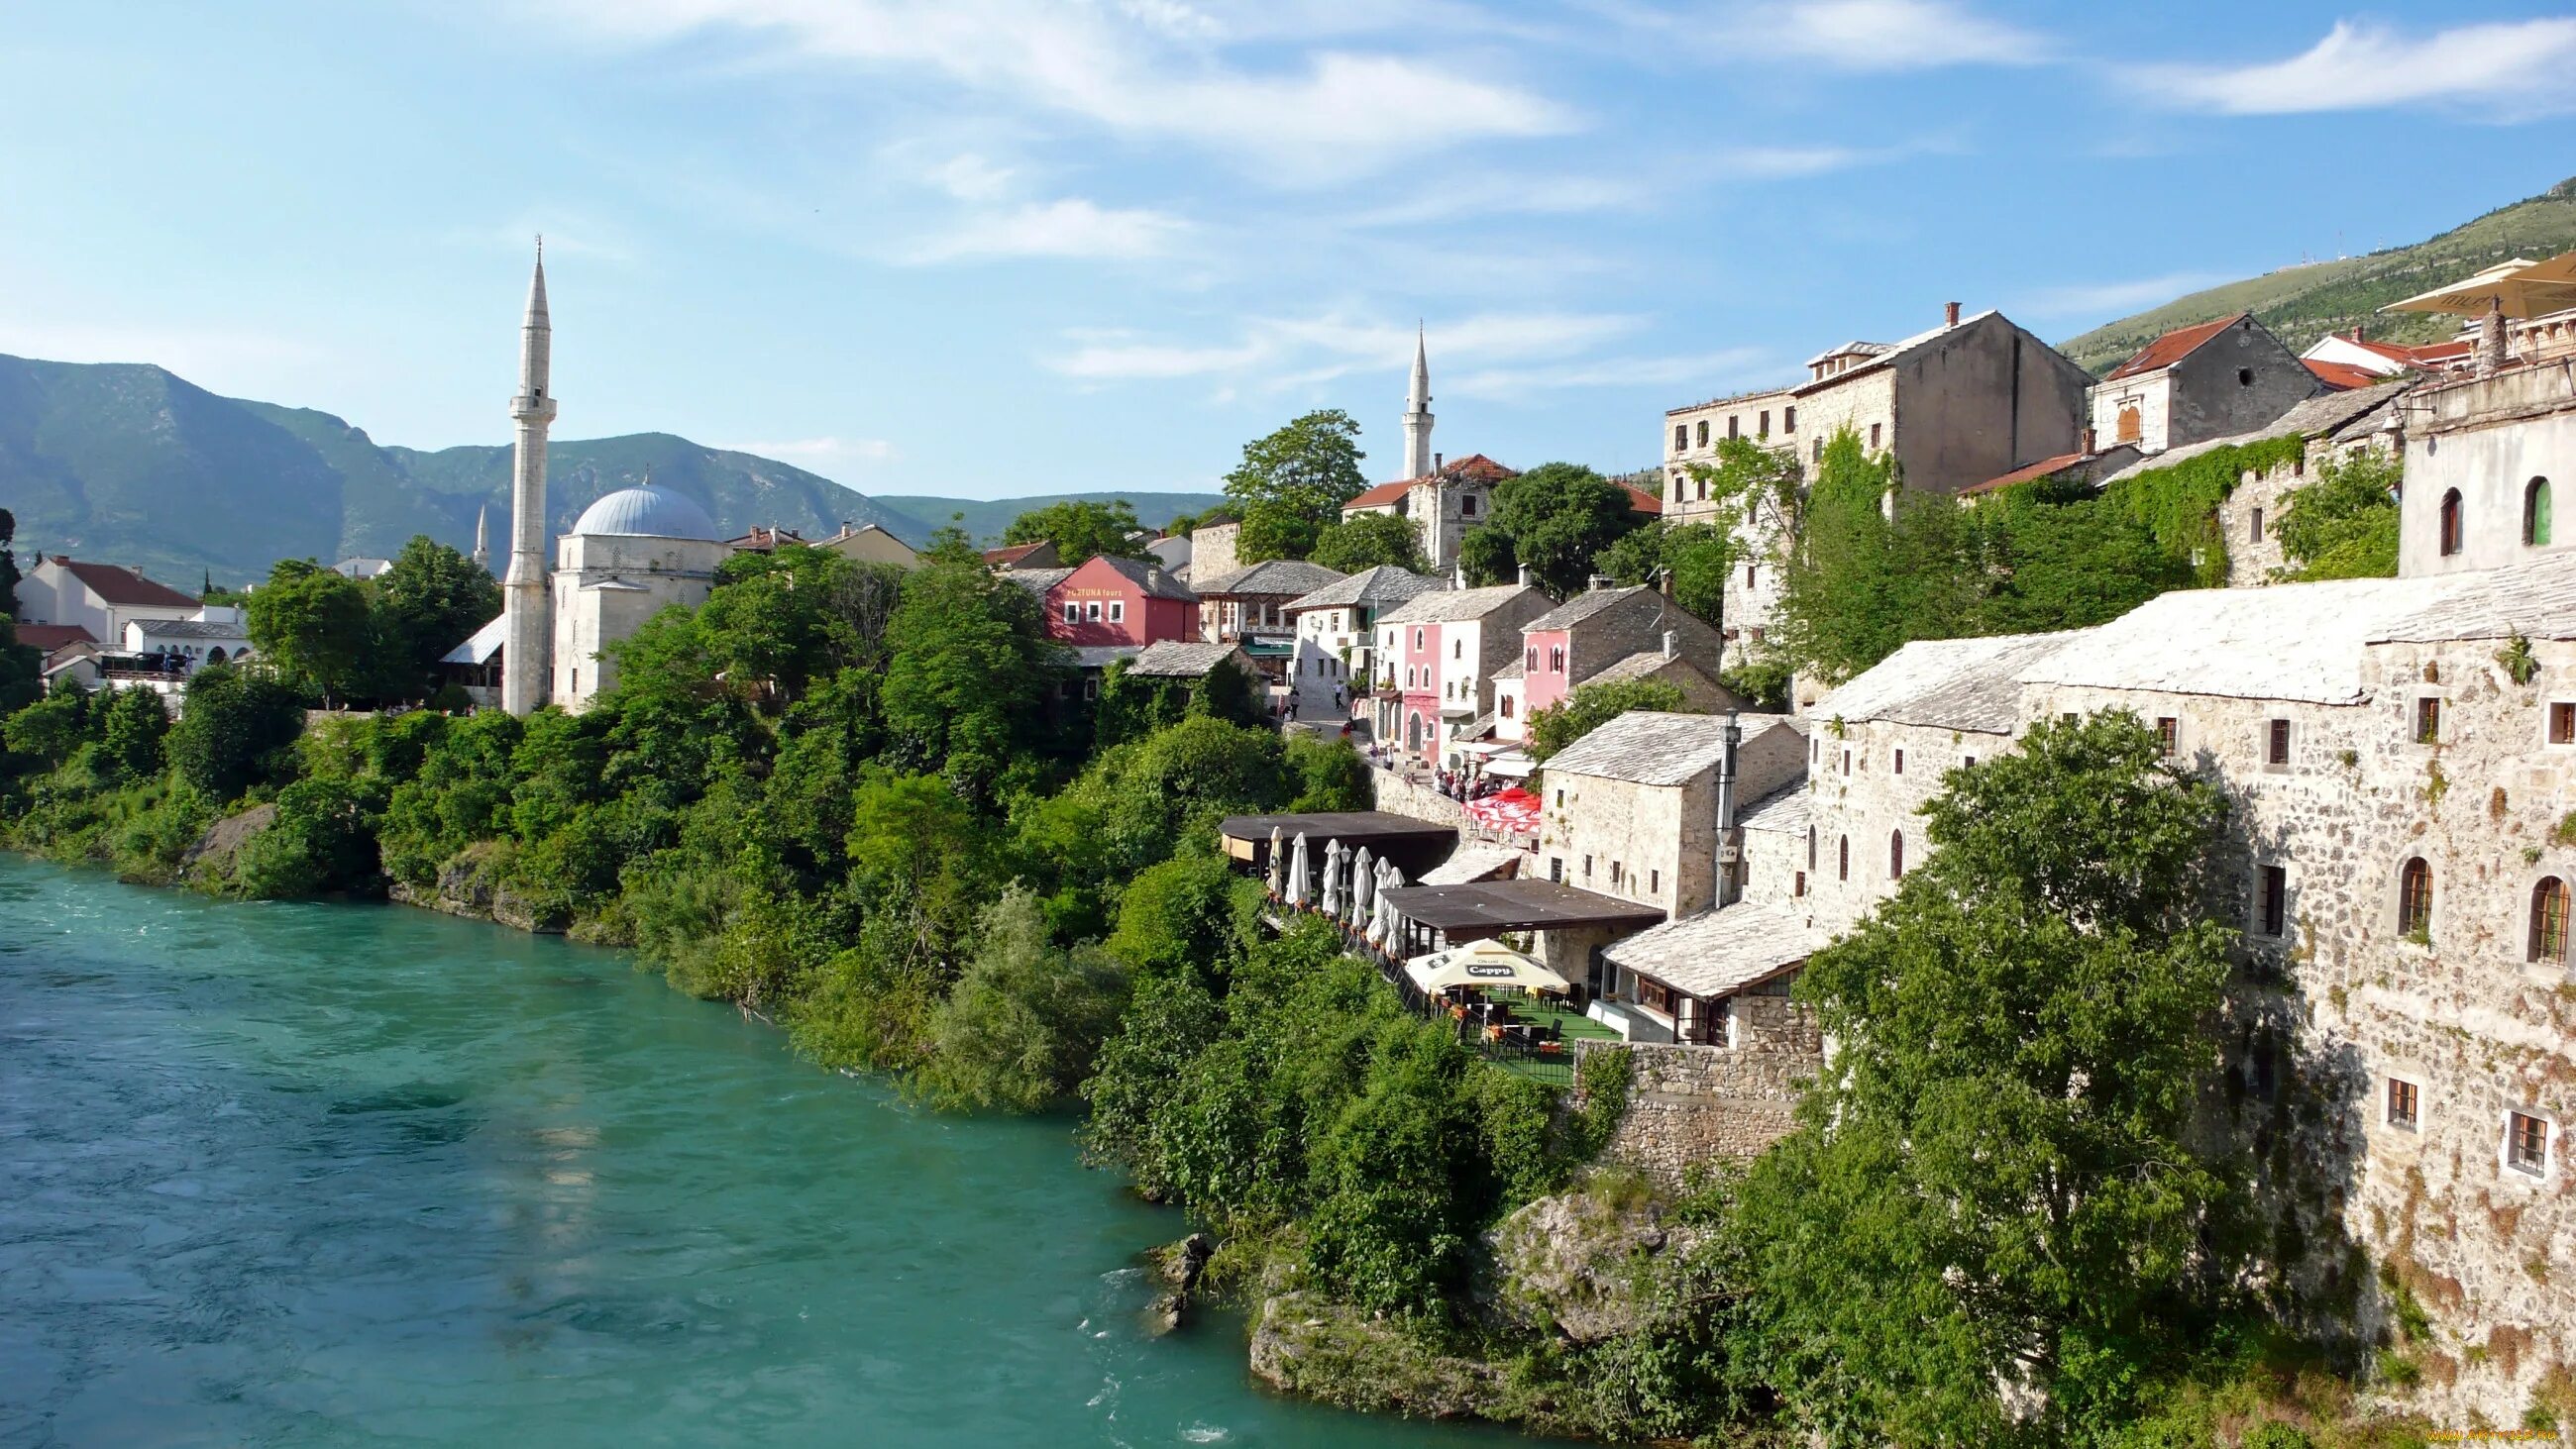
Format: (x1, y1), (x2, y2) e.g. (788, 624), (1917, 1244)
(501, 241), (556, 717)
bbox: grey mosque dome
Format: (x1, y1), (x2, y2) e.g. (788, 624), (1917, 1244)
(570, 484), (721, 541)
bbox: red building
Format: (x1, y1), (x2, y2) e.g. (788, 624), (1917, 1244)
(1040, 555), (1199, 647)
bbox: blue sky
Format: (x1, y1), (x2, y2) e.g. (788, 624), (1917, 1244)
(2, 2), (2572, 503)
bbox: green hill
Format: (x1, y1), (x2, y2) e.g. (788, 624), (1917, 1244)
(875, 490), (1228, 546)
(0, 353), (935, 588)
(2058, 175), (2576, 375)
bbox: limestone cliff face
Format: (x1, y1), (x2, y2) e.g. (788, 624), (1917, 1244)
(386, 842), (569, 934)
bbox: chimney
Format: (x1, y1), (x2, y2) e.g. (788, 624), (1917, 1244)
(1587, 572), (1610, 591)
(1662, 629), (1676, 660)
(1944, 300), (1962, 328)
(2082, 426), (2097, 455)
(1660, 570), (1674, 599)
(1516, 563), (1534, 587)
(131, 564), (146, 577)
(1434, 452), (1444, 471)
(2349, 326), (2364, 343)
(1714, 710), (1745, 907)
(1453, 563), (1467, 588)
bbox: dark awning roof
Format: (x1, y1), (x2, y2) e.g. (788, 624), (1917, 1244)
(1218, 811), (1459, 847)
(1381, 880), (1665, 937)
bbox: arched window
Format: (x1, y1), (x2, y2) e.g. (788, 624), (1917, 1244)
(2439, 490), (2464, 557)
(1695, 419), (1709, 448)
(2524, 477), (2553, 547)
(2398, 857), (2433, 937)
(1838, 836), (1850, 881)
(1889, 830), (1905, 880)
(2114, 404), (2141, 445)
(2531, 878), (2569, 964)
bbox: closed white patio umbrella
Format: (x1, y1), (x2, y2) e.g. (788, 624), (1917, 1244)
(1346, 847), (1375, 932)
(1285, 832), (1310, 909)
(1321, 837), (1344, 919)
(1266, 825), (1285, 896)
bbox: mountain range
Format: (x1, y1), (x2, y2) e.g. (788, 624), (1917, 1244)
(2058, 174), (2576, 375)
(0, 353), (1221, 588)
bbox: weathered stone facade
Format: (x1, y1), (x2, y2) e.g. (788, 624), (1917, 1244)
(1575, 1025), (1819, 1189)
(2401, 364), (2576, 578)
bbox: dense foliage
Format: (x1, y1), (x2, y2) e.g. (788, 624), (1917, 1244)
(243, 537), (500, 706)
(1308, 510), (1430, 574)
(1526, 676), (1689, 763)
(1224, 410), (1369, 562)
(1458, 462), (1647, 596)
(1001, 498), (1149, 566)
(2274, 451), (2401, 581)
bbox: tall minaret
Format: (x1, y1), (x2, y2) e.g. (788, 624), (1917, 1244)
(500, 240), (556, 717)
(471, 503), (491, 574)
(1401, 325), (1434, 480)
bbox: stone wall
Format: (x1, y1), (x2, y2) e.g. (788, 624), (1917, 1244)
(1369, 764), (1464, 827)
(1576, 1015), (1821, 1189)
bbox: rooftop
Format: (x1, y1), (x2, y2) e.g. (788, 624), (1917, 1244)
(2103, 312), (2250, 381)
(1525, 584), (1649, 632)
(1377, 583), (1545, 626)
(131, 618), (249, 639)
(442, 614), (507, 667)
(1737, 781), (1811, 834)
(1583, 649), (1710, 689)
(2096, 379), (2414, 487)
(44, 558), (198, 610)
(984, 542), (1055, 568)
(998, 567), (1075, 596)
(1284, 565), (1447, 613)
(1216, 810), (1460, 846)
(1419, 844), (1522, 885)
(1084, 554), (1199, 602)
(1795, 309), (2002, 395)
(570, 484), (722, 541)
(1195, 558), (1347, 598)
(1959, 450), (2099, 498)
(1343, 455), (1521, 508)
(1665, 384), (1798, 417)
(2305, 359), (2383, 391)
(1065, 644), (1143, 669)
(1604, 899), (1824, 998)
(1824, 631), (2081, 733)
(1381, 879), (1665, 939)
(1542, 710), (1797, 787)
(14, 623), (97, 652)
(1128, 640), (1249, 677)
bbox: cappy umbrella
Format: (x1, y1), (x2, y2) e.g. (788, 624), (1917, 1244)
(2383, 252), (2576, 374)
(1286, 832), (1310, 909)
(1267, 824), (1285, 895)
(1321, 837), (1344, 919)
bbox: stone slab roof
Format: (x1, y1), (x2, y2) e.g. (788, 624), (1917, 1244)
(1491, 658), (1524, 680)
(1419, 844), (1522, 885)
(1584, 649), (1709, 688)
(2014, 577), (2430, 704)
(1000, 567), (1075, 596)
(1822, 631), (2082, 734)
(1091, 554), (1200, 602)
(1129, 641), (1248, 677)
(2096, 379), (2414, 487)
(1066, 645), (1143, 668)
(1604, 899), (1825, 998)
(2370, 550), (2576, 644)
(1377, 583), (1546, 626)
(131, 618), (249, 639)
(1285, 565), (1446, 613)
(1195, 559), (1347, 598)
(1737, 782), (1810, 834)
(1541, 711), (1797, 787)
(1526, 585), (1647, 633)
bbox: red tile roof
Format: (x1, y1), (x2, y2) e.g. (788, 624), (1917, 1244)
(1959, 452), (2091, 498)
(983, 542), (1053, 567)
(1621, 482), (1664, 516)
(2104, 312), (2248, 381)
(13, 623), (98, 652)
(1342, 454), (1522, 512)
(1342, 478), (1414, 510)
(2304, 360), (2381, 392)
(49, 558), (198, 610)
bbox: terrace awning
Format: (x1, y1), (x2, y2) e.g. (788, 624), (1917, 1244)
(1381, 879), (1664, 944)
(1404, 939), (1571, 995)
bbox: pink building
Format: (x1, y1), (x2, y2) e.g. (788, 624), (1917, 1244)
(1519, 584), (1732, 718)
(1039, 555), (1199, 647)
(1372, 583), (1553, 759)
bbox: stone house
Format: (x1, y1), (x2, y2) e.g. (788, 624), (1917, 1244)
(1373, 583), (1553, 759)
(2399, 363), (2574, 579)
(1191, 558), (1345, 690)
(1495, 645), (1738, 745)
(2303, 325), (2474, 380)
(982, 540), (1059, 569)
(1339, 454), (1517, 572)
(1790, 303), (2093, 497)
(1186, 521), (1242, 590)
(1517, 584), (1731, 721)
(15, 557), (200, 645)
(1282, 565), (1445, 721)
(2089, 312), (2319, 456)
(1663, 387), (1798, 518)
(1535, 710), (1806, 925)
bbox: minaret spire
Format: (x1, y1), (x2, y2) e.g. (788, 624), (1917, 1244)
(1401, 323), (1435, 481)
(472, 502), (490, 573)
(500, 241), (558, 716)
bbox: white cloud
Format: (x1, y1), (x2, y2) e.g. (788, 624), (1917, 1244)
(2135, 18), (2576, 119)
(2016, 272), (2231, 321)
(1622, 0), (2046, 71)
(726, 435), (901, 470)
(925, 153), (1017, 203)
(536, 0), (1575, 179)
(1041, 309), (1651, 390)
(1049, 332), (1271, 380)
(909, 198), (1192, 263)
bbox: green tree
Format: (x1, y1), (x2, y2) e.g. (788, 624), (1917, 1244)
(1002, 499), (1148, 566)
(913, 884), (1130, 1112)
(880, 559), (1055, 800)
(1222, 410), (1369, 536)
(1284, 731), (1370, 811)
(1526, 677), (1689, 762)
(0, 505), (22, 621)
(1480, 463), (1648, 597)
(1234, 498), (1322, 563)
(247, 560), (375, 705)
(166, 662), (305, 801)
(1732, 712), (2241, 1446)
(1309, 510), (1430, 574)
(1771, 429), (1984, 684)
(0, 615), (41, 720)
(372, 535), (501, 692)
(2275, 450), (2401, 581)
(4, 687), (93, 768)
(1598, 520), (1739, 629)
(96, 686), (171, 783)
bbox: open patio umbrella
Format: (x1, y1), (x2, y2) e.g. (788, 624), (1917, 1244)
(1346, 846), (1374, 932)
(1266, 824), (1284, 896)
(1285, 832), (1310, 909)
(2384, 252), (2576, 373)
(1321, 837), (1344, 919)
(1402, 937), (1570, 995)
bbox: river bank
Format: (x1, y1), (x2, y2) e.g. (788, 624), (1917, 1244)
(0, 857), (1546, 1447)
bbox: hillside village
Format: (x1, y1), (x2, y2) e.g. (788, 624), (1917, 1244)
(8, 226), (2576, 1438)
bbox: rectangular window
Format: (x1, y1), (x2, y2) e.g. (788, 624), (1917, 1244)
(2507, 1111), (2548, 1175)
(1964, 755), (1976, 769)
(2250, 507), (2265, 544)
(1783, 405), (1796, 433)
(1893, 749), (1904, 775)
(1649, 869), (1660, 895)
(1582, 856), (1593, 879)
(1610, 862), (1623, 886)
(1759, 410), (1771, 437)
(1870, 422), (1882, 450)
(1728, 415), (1740, 440)
(1063, 602), (1080, 623)
(1813, 438), (1824, 463)
(2266, 719), (2291, 767)
(1554, 788), (1564, 808)
(1550, 646), (1565, 673)
(1673, 424), (1687, 451)
(1452, 640), (1462, 660)
(1108, 600), (1125, 623)
(2259, 865), (2287, 937)
(2553, 702), (2576, 745)
(2415, 697), (2441, 745)
(2387, 1078), (2418, 1131)
(1746, 565), (1758, 588)
(1794, 870), (1806, 897)
(1841, 749), (1851, 776)
(1415, 628), (1425, 649)
(2156, 716), (2178, 756)
(1086, 601), (1104, 621)
(1549, 857), (1563, 883)
(1637, 977), (1674, 1015)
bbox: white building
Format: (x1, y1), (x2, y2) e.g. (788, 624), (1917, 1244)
(14, 556), (200, 645)
(549, 486), (727, 711)
(2399, 363), (2573, 578)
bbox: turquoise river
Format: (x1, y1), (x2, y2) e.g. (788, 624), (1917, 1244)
(0, 859), (1526, 1447)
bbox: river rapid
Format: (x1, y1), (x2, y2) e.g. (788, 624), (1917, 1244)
(0, 859), (1523, 1448)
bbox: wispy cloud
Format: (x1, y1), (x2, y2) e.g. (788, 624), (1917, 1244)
(1449, 347), (1774, 399)
(1043, 309), (1660, 396)
(909, 198), (1192, 263)
(1749, 0), (2051, 69)
(725, 435), (900, 474)
(2016, 271), (2232, 321)
(2135, 18), (2576, 119)
(537, 0), (1576, 179)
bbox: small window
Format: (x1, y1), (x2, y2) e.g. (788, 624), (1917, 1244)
(2507, 1111), (2549, 1176)
(2552, 702), (2575, 745)
(2530, 878), (2569, 964)
(2156, 717), (2178, 756)
(1728, 415), (1740, 440)
(1841, 749), (1851, 776)
(1583, 855), (1593, 879)
(1962, 755), (1976, 769)
(2439, 489), (2464, 557)
(1695, 420), (1709, 448)
(1501, 696), (1514, 719)
(2237, 366), (2254, 386)
(2250, 507), (2265, 544)
(1549, 857), (1563, 882)
(2386, 1078), (2418, 1131)
(1610, 862), (1623, 886)
(1108, 600), (1125, 623)
(1759, 409), (1771, 437)
(2259, 865), (2287, 937)
(1813, 438), (1824, 463)
(1894, 748), (1906, 775)
(1063, 602), (1080, 623)
(1673, 424), (1687, 451)
(1649, 869), (1659, 895)
(2526, 477), (2554, 547)
(1838, 836), (1850, 881)
(1452, 640), (1462, 660)
(2399, 857), (2433, 937)
(2266, 718), (2292, 767)
(1415, 628), (1425, 649)
(1869, 422), (1882, 450)
(1746, 565), (1758, 589)
(1461, 495), (1476, 518)
(1807, 826), (1817, 869)
(1783, 405), (1796, 433)
(2415, 697), (2440, 745)
(1549, 646), (1565, 672)
(2115, 403), (2142, 445)
(1527, 647), (1538, 671)
(1888, 830), (1905, 880)
(1794, 870), (1807, 897)
(1555, 788), (1564, 808)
